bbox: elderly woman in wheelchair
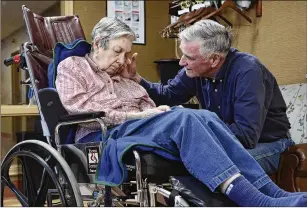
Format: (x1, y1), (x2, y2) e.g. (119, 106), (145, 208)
(1, 9), (306, 206)
(52, 17), (307, 207)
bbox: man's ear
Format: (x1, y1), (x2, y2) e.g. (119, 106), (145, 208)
(210, 54), (222, 68)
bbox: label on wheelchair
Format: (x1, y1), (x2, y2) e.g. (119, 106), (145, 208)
(86, 146), (100, 174)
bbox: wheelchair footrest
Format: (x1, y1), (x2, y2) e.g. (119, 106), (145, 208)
(169, 176), (237, 207)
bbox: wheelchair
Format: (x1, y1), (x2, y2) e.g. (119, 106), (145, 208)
(1, 5), (239, 207)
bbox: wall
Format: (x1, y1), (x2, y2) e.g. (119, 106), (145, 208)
(221, 1), (306, 85)
(1, 29), (29, 105)
(1, 2), (61, 159)
(74, 1), (305, 84)
(1, 28), (30, 159)
(73, 1), (176, 81)
(1, 2), (61, 105)
(1, 2), (305, 103)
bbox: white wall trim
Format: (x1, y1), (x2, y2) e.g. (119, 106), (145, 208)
(61, 1), (74, 16)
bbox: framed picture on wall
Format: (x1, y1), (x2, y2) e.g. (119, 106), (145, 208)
(107, 0), (146, 45)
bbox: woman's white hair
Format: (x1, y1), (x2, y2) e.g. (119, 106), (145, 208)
(91, 17), (135, 51)
(178, 20), (232, 58)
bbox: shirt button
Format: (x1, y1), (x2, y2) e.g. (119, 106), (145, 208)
(108, 80), (110, 83)
(215, 89), (218, 92)
(212, 79), (216, 83)
(218, 106), (220, 109)
(110, 92), (113, 94)
(220, 80), (223, 83)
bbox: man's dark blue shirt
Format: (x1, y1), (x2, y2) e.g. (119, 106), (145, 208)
(140, 48), (290, 149)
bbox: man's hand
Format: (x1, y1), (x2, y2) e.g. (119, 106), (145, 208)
(156, 105), (171, 112)
(120, 53), (141, 82)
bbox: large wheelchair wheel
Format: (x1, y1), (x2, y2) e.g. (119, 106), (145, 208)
(1, 140), (83, 207)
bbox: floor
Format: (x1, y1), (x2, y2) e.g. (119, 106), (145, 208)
(2, 197), (90, 207)
(2, 198), (22, 207)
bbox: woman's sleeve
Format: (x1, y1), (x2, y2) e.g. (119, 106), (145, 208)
(139, 94), (156, 111)
(55, 59), (128, 126)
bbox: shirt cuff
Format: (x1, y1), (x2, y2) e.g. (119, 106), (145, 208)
(140, 78), (152, 89)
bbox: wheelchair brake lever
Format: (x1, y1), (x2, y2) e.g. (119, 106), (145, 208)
(20, 78), (39, 86)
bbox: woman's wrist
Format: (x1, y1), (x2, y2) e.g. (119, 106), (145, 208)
(126, 112), (142, 120)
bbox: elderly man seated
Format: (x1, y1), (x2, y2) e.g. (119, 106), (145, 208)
(55, 17), (307, 206)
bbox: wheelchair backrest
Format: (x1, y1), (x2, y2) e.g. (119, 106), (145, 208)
(21, 6), (88, 145)
(23, 44), (72, 145)
(23, 45), (52, 89)
(22, 5), (86, 58)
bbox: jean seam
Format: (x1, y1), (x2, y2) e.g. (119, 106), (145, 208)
(208, 165), (240, 192)
(251, 174), (271, 189)
(252, 138), (292, 161)
(253, 150), (281, 161)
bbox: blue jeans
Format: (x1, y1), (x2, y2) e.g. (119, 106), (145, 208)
(247, 138), (295, 175)
(81, 108), (272, 191)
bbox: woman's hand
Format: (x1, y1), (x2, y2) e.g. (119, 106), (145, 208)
(120, 53), (141, 82)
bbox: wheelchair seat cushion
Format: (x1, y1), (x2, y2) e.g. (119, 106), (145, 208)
(124, 151), (189, 183)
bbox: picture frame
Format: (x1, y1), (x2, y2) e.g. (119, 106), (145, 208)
(107, 0), (146, 45)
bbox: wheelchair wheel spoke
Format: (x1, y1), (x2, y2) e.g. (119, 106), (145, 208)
(2, 150), (69, 207)
(1, 176), (29, 207)
(1, 141), (83, 207)
(33, 170), (51, 206)
(20, 157), (37, 204)
(1, 179), (4, 207)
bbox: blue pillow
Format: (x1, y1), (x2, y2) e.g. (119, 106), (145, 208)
(48, 39), (91, 88)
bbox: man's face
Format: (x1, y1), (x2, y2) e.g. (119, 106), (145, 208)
(179, 41), (215, 78)
(94, 36), (132, 76)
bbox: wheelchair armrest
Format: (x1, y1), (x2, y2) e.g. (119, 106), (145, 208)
(55, 112), (107, 145)
(59, 111), (105, 122)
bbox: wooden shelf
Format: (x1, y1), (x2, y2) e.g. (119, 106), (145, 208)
(1, 105), (39, 117)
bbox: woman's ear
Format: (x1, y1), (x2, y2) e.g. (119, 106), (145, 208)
(93, 38), (100, 51)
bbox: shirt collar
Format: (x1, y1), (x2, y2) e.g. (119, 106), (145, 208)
(214, 48), (238, 80)
(85, 53), (99, 73)
(111, 75), (121, 82)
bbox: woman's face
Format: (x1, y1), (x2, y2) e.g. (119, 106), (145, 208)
(94, 36), (132, 75)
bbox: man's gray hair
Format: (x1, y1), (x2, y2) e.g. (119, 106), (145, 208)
(178, 20), (232, 58)
(91, 17), (135, 50)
